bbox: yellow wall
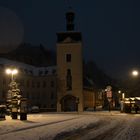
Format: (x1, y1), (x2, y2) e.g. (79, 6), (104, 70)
(57, 42), (83, 112)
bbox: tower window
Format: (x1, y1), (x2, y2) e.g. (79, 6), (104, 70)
(66, 69), (72, 91)
(66, 54), (71, 62)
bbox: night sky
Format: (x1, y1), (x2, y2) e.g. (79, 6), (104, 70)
(0, 0), (140, 79)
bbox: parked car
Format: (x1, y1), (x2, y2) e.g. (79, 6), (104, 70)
(31, 106), (40, 113)
(0, 105), (6, 119)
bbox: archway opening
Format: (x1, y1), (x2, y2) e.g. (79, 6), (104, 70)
(61, 95), (78, 112)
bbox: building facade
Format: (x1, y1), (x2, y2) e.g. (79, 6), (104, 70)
(0, 10), (101, 112)
(0, 58), (57, 111)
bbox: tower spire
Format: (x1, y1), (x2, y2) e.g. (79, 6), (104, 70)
(65, 7), (75, 31)
(65, 0), (75, 31)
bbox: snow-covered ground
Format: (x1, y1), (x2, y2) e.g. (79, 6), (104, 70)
(0, 111), (140, 140)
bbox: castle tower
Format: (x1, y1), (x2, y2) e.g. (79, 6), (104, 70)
(56, 9), (83, 112)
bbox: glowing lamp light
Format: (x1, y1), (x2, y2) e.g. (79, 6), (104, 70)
(6, 69), (12, 74)
(6, 69), (18, 75)
(122, 93), (125, 99)
(118, 90), (121, 94)
(132, 70), (139, 77)
(5, 68), (18, 81)
(12, 69), (18, 75)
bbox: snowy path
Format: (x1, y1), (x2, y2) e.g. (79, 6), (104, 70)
(0, 112), (140, 140)
(54, 114), (140, 140)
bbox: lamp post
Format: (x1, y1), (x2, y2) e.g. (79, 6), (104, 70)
(5, 68), (27, 120)
(118, 90), (121, 106)
(118, 90), (126, 112)
(5, 68), (19, 119)
(106, 86), (112, 112)
(5, 68), (19, 101)
(131, 70), (140, 113)
(5, 68), (18, 82)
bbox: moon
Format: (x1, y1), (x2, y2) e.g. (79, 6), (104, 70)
(0, 7), (24, 53)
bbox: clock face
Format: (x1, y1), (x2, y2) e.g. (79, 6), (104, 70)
(0, 7), (24, 53)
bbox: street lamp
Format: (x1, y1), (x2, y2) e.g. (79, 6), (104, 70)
(118, 90), (125, 100)
(132, 70), (139, 77)
(118, 90), (126, 112)
(5, 68), (18, 81)
(5, 68), (20, 119)
(122, 93), (125, 99)
(118, 90), (121, 102)
(118, 90), (121, 94)
(5, 68), (28, 120)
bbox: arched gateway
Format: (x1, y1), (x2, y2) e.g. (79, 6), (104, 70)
(60, 95), (78, 111)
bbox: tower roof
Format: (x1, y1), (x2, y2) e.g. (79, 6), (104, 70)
(56, 32), (82, 43)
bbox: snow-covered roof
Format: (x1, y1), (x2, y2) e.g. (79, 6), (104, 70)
(0, 58), (56, 76)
